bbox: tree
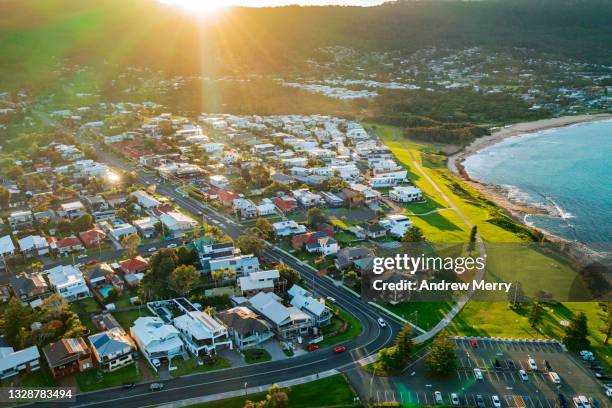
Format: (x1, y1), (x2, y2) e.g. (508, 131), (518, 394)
(255, 218), (274, 240)
(177, 246), (197, 266)
(402, 225), (424, 243)
(121, 233), (141, 259)
(0, 185), (11, 209)
(426, 331), (457, 374)
(508, 281), (527, 309)
(468, 225), (477, 255)
(266, 384), (289, 408)
(168, 265), (199, 296)
(2, 298), (34, 347)
(377, 346), (403, 371)
(71, 213), (93, 233)
(563, 312), (590, 351)
(396, 324), (414, 357)
(306, 208), (326, 228)
(278, 263), (301, 286)
(598, 301), (611, 345)
(236, 235), (265, 257)
(528, 302), (544, 327)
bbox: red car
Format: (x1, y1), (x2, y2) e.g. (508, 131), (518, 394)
(306, 344), (319, 352)
(334, 345), (347, 353)
(470, 338), (478, 348)
(87, 259), (99, 266)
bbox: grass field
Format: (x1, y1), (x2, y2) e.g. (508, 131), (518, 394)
(242, 349), (272, 364)
(76, 364), (143, 392)
(386, 301), (454, 331)
(184, 374), (359, 408)
(170, 356), (231, 377)
(318, 304), (364, 347)
(112, 308), (153, 331)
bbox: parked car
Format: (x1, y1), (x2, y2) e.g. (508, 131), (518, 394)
(549, 372), (561, 384)
(507, 359), (515, 368)
(474, 368), (483, 380)
(492, 395), (502, 408)
(122, 383), (135, 390)
(377, 318), (387, 327)
(579, 396), (591, 408)
(149, 383), (164, 391)
(558, 394), (568, 408)
(87, 259), (99, 266)
(434, 391), (443, 404)
(494, 358), (501, 369)
(151, 358), (161, 367)
(148, 247), (157, 253)
(326, 296), (337, 304)
(77, 253), (88, 259)
(167, 243), (177, 248)
(470, 338), (478, 348)
(528, 356), (538, 370)
(520, 369), (529, 381)
(451, 393), (460, 406)
(334, 345), (346, 353)
(476, 395), (486, 408)
(307, 344), (319, 352)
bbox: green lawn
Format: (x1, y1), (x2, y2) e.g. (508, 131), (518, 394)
(184, 374), (359, 408)
(385, 301), (454, 331)
(71, 297), (103, 333)
(242, 349), (272, 364)
(76, 363), (142, 392)
(19, 364), (56, 387)
(317, 305), (363, 348)
(170, 356), (231, 377)
(112, 308), (153, 331)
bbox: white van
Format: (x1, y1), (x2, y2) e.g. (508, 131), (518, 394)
(549, 372), (561, 384)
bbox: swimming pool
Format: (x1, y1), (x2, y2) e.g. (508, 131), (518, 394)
(99, 286), (113, 298)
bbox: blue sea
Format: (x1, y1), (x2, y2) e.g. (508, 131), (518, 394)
(463, 120), (612, 248)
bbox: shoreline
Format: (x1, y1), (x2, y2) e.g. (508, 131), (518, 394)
(448, 113), (612, 265)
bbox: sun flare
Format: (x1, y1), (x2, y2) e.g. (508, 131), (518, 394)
(158, 0), (232, 15)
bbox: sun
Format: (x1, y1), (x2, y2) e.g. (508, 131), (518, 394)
(158, 0), (233, 15)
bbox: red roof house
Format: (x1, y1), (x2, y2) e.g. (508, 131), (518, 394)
(52, 236), (84, 253)
(79, 229), (107, 248)
(120, 256), (149, 274)
(215, 189), (240, 207)
(272, 196), (298, 214)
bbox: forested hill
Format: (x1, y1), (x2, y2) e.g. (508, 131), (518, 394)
(1, 0), (612, 88)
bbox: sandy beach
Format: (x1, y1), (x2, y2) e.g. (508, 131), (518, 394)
(448, 113), (612, 218)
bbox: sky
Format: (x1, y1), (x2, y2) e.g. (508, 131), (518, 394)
(158, 0), (386, 9)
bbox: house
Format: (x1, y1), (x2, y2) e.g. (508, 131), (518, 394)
(88, 328), (136, 372)
(272, 196), (298, 214)
(233, 198), (257, 219)
(92, 312), (123, 331)
(0, 235), (15, 258)
(215, 189), (240, 207)
(86, 263), (115, 288)
(159, 211), (197, 237)
(133, 217), (157, 238)
(194, 240), (236, 270)
(256, 199), (277, 216)
(291, 231), (331, 251)
(17, 235), (49, 256)
(59, 201), (86, 220)
(9, 273), (50, 302)
(100, 220), (137, 241)
(347, 183), (381, 205)
(248, 292), (313, 340)
(47, 265), (90, 302)
(130, 316), (185, 369)
(292, 189), (323, 207)
(42, 338), (93, 378)
(120, 256), (149, 274)
(79, 228), (107, 248)
(321, 191), (344, 207)
(288, 284), (332, 326)
(0, 342), (41, 380)
(209, 174), (230, 189)
(360, 222), (388, 239)
(131, 190), (161, 209)
(51, 236), (84, 254)
(209, 254), (260, 277)
(389, 186), (423, 203)
(380, 214), (412, 238)
(173, 311), (232, 356)
(238, 270), (280, 297)
(334, 247), (371, 270)
(217, 306), (274, 350)
(8, 210), (33, 230)
(305, 236), (340, 256)
(272, 220), (307, 237)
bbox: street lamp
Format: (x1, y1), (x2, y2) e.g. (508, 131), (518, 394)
(244, 381), (248, 396)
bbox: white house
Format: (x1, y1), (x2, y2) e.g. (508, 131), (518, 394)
(256, 199), (277, 216)
(88, 328), (135, 372)
(8, 211), (34, 230)
(0, 344), (40, 380)
(59, 201), (86, 220)
(288, 285), (332, 326)
(18, 235), (50, 257)
(209, 175), (229, 189)
(173, 311), (232, 356)
(133, 217), (157, 239)
(389, 186), (423, 203)
(209, 254), (260, 277)
(101, 220), (137, 241)
(368, 168), (408, 188)
(248, 292), (313, 340)
(131, 190), (162, 209)
(272, 220), (307, 237)
(46, 265), (90, 302)
(238, 269), (279, 296)
(380, 214), (413, 238)
(73, 160), (109, 178)
(291, 189), (323, 207)
(0, 235), (16, 258)
(305, 236), (340, 256)
(233, 198), (257, 219)
(130, 316), (185, 370)
(159, 211), (198, 237)
(202, 142), (224, 154)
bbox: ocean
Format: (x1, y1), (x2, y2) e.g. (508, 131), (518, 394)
(463, 119), (612, 248)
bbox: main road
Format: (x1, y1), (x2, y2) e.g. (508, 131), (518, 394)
(33, 140), (401, 408)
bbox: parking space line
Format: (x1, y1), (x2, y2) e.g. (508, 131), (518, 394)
(415, 391), (420, 405)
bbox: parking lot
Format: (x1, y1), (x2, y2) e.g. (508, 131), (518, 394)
(372, 337), (610, 407)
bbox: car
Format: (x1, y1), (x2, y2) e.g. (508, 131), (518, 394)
(549, 371), (561, 384)
(492, 395), (502, 408)
(434, 391), (443, 404)
(573, 397), (585, 408)
(590, 397), (600, 408)
(544, 359), (552, 371)
(87, 259), (98, 266)
(594, 371), (610, 380)
(148, 247), (157, 253)
(149, 383), (164, 391)
(167, 243), (177, 248)
(152, 358), (161, 367)
(307, 344), (319, 352)
(494, 358), (501, 369)
(476, 394), (486, 408)
(77, 253), (88, 259)
(474, 368), (483, 380)
(605, 387), (612, 398)
(579, 396), (591, 408)
(451, 393), (460, 406)
(326, 296), (337, 304)
(520, 369), (529, 381)
(377, 318), (387, 327)
(334, 345), (346, 353)
(580, 350), (593, 357)
(122, 383), (136, 390)
(507, 359), (515, 368)
(527, 356), (538, 370)
(197, 211), (203, 215)
(470, 338), (478, 348)
(559, 394), (568, 408)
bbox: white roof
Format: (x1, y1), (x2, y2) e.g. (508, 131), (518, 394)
(0, 235), (15, 255)
(173, 311), (226, 341)
(47, 265), (84, 287)
(0, 345), (40, 372)
(18, 235), (49, 251)
(160, 211), (197, 229)
(60, 201), (84, 211)
(131, 316), (182, 350)
(131, 190), (161, 208)
(239, 270), (279, 291)
(249, 292), (290, 325)
(288, 285), (328, 317)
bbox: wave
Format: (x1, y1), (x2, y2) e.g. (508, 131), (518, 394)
(498, 184), (575, 221)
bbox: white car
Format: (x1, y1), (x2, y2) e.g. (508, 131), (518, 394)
(549, 371), (561, 384)
(492, 395), (502, 408)
(148, 247), (157, 253)
(434, 391), (443, 404)
(474, 368), (483, 380)
(520, 369), (529, 381)
(77, 253), (88, 259)
(451, 393), (460, 406)
(167, 243), (177, 248)
(377, 318), (387, 328)
(578, 396), (591, 408)
(528, 356), (538, 370)
(326, 296), (337, 304)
